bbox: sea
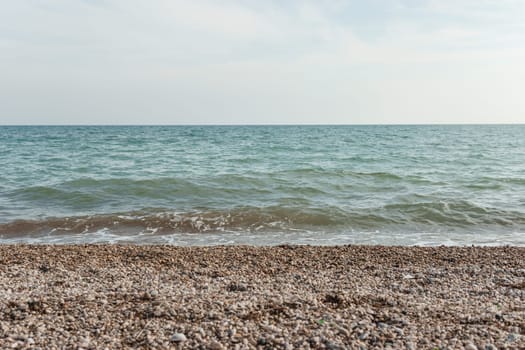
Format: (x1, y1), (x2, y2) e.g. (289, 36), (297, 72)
(0, 125), (524, 246)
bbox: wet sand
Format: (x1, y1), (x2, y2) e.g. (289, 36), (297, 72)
(0, 245), (524, 349)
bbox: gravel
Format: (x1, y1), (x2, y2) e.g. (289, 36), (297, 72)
(0, 244), (524, 349)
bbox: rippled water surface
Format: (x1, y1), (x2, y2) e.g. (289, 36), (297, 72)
(1, 125), (524, 245)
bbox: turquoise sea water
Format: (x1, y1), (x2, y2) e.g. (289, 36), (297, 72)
(0, 125), (524, 245)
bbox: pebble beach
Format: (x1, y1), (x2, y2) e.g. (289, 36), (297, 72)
(0, 245), (524, 349)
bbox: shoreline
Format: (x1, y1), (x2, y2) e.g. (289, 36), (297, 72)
(0, 245), (524, 349)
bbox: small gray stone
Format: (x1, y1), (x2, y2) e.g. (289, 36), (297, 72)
(170, 333), (187, 343)
(359, 332), (369, 340)
(377, 322), (388, 330)
(393, 326), (404, 336)
(506, 334), (516, 343)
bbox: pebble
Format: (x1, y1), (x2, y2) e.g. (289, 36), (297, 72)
(394, 327), (404, 337)
(208, 340), (224, 350)
(359, 332), (369, 340)
(377, 322), (388, 330)
(506, 334), (516, 343)
(465, 343), (478, 350)
(170, 333), (187, 342)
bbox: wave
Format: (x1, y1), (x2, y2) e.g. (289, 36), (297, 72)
(0, 207), (341, 237)
(9, 177), (273, 199)
(381, 201), (524, 226)
(6, 171), (442, 205)
(1, 201), (525, 237)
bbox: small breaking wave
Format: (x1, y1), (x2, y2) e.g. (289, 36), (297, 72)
(1, 201), (525, 240)
(0, 207), (343, 237)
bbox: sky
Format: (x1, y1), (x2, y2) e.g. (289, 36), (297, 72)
(1, 0), (524, 125)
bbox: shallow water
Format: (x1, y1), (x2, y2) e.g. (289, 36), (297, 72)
(1, 125), (524, 245)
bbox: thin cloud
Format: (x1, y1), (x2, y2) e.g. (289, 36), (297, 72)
(0, 0), (524, 124)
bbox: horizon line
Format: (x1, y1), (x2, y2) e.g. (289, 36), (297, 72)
(1, 122), (525, 127)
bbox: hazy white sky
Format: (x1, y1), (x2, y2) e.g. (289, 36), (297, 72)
(1, 0), (524, 124)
